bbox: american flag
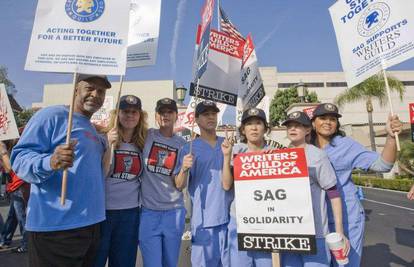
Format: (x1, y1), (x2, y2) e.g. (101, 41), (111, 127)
(219, 6), (245, 41)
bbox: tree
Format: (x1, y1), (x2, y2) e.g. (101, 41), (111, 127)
(13, 109), (36, 128)
(334, 73), (405, 151)
(270, 87), (318, 126)
(0, 66), (16, 94)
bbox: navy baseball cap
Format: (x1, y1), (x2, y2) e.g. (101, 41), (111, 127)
(76, 74), (111, 89)
(156, 98), (178, 113)
(241, 108), (267, 124)
(119, 95), (142, 110)
(195, 100), (220, 117)
(312, 103), (342, 119)
(282, 111), (311, 127)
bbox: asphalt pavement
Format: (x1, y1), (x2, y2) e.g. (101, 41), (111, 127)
(361, 187), (414, 267)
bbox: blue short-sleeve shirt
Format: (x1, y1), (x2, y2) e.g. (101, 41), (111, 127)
(174, 137), (233, 229)
(324, 136), (378, 226)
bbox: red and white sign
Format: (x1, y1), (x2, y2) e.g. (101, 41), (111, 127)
(0, 84), (19, 141)
(409, 103), (414, 142)
(303, 107), (316, 120)
(238, 34), (265, 110)
(91, 96), (114, 128)
(409, 103), (414, 123)
(200, 0), (214, 38)
(190, 29), (245, 106)
(181, 97), (226, 135)
(233, 148), (316, 253)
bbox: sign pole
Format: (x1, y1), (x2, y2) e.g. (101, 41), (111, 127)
(381, 67), (401, 151)
(110, 75), (125, 163)
(189, 78), (200, 155)
(60, 72), (78, 205)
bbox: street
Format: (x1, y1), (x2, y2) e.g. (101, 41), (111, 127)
(0, 187), (413, 267)
(361, 187), (414, 267)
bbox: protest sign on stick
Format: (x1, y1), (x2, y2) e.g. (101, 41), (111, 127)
(189, 0), (215, 154)
(25, 0), (130, 205)
(190, 29), (244, 106)
(329, 0), (414, 151)
(127, 0), (162, 68)
(233, 148), (317, 254)
(0, 84), (19, 141)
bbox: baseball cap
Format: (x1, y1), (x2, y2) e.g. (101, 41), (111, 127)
(282, 111), (312, 127)
(312, 103), (342, 119)
(76, 74), (111, 89)
(119, 95), (142, 110)
(155, 98), (178, 113)
(195, 100), (220, 117)
(241, 108), (267, 124)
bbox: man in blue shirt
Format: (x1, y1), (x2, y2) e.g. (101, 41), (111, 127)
(175, 100), (233, 267)
(11, 74), (111, 267)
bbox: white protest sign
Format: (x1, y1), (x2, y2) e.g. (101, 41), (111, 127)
(233, 148), (316, 253)
(25, 0), (130, 75)
(90, 95), (114, 127)
(190, 29), (244, 106)
(239, 34), (265, 109)
(127, 0), (161, 67)
(330, 0), (414, 87)
(182, 97), (226, 134)
(0, 84), (19, 141)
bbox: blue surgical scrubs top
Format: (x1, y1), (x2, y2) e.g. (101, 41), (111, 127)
(174, 137), (233, 230)
(323, 136), (378, 226)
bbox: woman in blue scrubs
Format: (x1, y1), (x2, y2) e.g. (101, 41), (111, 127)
(222, 108), (273, 267)
(310, 103), (402, 267)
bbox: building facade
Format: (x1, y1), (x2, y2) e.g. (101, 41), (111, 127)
(33, 80), (177, 128)
(34, 68), (414, 149)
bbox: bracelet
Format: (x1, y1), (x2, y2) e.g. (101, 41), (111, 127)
(0, 150), (7, 156)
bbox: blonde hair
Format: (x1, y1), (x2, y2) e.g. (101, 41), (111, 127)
(103, 109), (148, 150)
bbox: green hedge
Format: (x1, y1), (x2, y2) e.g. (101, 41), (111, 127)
(353, 176), (414, 192)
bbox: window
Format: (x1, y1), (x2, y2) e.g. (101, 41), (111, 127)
(326, 82), (348, 87)
(305, 82), (324, 88)
(277, 82), (325, 88)
(402, 81), (414, 86)
(277, 83), (296, 88)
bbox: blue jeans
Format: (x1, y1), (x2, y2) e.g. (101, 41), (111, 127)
(0, 188), (27, 249)
(93, 207), (140, 267)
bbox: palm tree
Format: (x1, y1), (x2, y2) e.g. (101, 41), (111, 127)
(334, 73), (405, 151)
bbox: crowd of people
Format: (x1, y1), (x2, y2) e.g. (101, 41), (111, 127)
(0, 74), (410, 267)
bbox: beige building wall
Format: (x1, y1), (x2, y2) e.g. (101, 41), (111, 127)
(263, 68), (414, 125)
(34, 68), (414, 143)
(36, 80), (176, 127)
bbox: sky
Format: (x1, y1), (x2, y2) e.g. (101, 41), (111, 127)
(1, 0), (414, 108)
